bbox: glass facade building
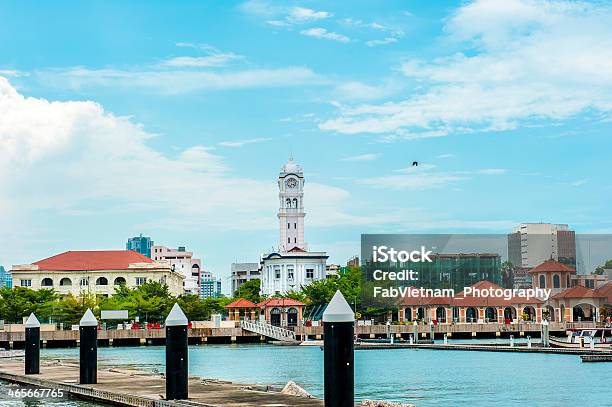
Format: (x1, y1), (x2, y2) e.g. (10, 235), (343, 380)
(126, 234), (153, 258)
(363, 253), (503, 293)
(0, 265), (12, 288)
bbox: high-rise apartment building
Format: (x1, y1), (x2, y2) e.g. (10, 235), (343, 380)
(151, 245), (201, 295)
(508, 223), (576, 268)
(230, 262), (260, 295)
(126, 234), (153, 258)
(200, 270), (222, 298)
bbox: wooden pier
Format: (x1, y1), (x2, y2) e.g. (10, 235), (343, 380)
(1, 321), (598, 349)
(0, 358), (322, 406)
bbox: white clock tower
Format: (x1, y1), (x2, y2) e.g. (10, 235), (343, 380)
(278, 156), (306, 252)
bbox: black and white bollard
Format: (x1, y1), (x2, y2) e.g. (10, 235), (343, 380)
(165, 303), (189, 400)
(79, 308), (98, 384)
(323, 290), (355, 407)
(25, 313), (40, 374)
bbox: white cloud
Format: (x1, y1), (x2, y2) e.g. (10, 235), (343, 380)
(289, 7), (331, 22)
(300, 28), (350, 43)
(366, 37), (398, 47)
(35, 66), (325, 94)
(437, 153), (456, 159)
(334, 81), (398, 101)
(321, 0), (612, 137)
(162, 45), (244, 68)
(217, 137), (271, 147)
(341, 153), (380, 162)
(0, 77), (417, 265)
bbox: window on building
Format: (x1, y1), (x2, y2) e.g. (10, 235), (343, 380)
(294, 237), (297, 243)
(306, 268), (314, 279)
(136, 277), (147, 286)
(553, 274), (560, 288)
(41, 278), (53, 287)
(60, 277), (72, 287)
(274, 267), (281, 279)
(567, 275), (570, 287)
(288, 237), (291, 244)
(20, 279), (32, 287)
(80, 277), (89, 286)
(539, 274), (546, 288)
(288, 223), (290, 229)
(96, 277), (108, 286)
(288, 268), (294, 280)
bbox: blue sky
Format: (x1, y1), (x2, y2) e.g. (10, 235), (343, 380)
(1, 0), (611, 291)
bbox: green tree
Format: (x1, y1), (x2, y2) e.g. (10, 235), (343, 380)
(177, 295), (209, 321)
(0, 287), (58, 323)
(594, 259), (612, 275)
(55, 293), (98, 326)
(234, 278), (261, 303)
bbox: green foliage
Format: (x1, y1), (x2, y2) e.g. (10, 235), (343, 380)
(0, 287), (58, 323)
(233, 278), (261, 303)
(594, 259), (612, 275)
(54, 293), (98, 326)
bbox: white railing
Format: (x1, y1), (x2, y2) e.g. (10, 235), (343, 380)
(240, 320), (297, 342)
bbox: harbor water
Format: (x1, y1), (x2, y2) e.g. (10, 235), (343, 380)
(0, 343), (605, 406)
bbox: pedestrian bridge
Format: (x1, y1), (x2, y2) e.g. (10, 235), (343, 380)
(240, 320), (298, 342)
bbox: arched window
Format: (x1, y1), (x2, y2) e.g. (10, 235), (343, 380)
(466, 307), (477, 322)
(96, 277), (108, 286)
(287, 307), (298, 326)
(114, 277), (126, 285)
(485, 307), (497, 322)
(566, 275), (570, 288)
(59, 277), (72, 287)
(292, 198), (298, 208)
(286, 198), (291, 208)
(539, 274), (546, 288)
(553, 274), (560, 288)
(436, 307), (446, 323)
(41, 278), (53, 287)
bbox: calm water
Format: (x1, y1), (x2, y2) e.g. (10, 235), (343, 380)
(24, 343), (611, 407)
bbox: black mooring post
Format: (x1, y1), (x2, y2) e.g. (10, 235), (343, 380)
(323, 290), (355, 407)
(79, 308), (98, 384)
(25, 313), (40, 374)
(165, 303), (189, 400)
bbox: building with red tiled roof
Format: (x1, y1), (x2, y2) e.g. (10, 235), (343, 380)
(399, 280), (543, 324)
(225, 298), (259, 321)
(257, 297), (306, 327)
(529, 259), (576, 297)
(11, 250), (184, 297)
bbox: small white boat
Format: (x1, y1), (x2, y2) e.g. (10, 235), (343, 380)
(549, 328), (612, 349)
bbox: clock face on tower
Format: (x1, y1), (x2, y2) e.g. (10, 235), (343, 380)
(285, 178), (297, 188)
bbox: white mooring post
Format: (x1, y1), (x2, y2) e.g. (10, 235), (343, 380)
(510, 335), (514, 348)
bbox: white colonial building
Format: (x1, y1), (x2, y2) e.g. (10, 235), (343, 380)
(261, 157), (328, 296)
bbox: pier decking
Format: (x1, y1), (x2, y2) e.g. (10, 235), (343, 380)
(0, 359), (322, 406)
(0, 321), (598, 348)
